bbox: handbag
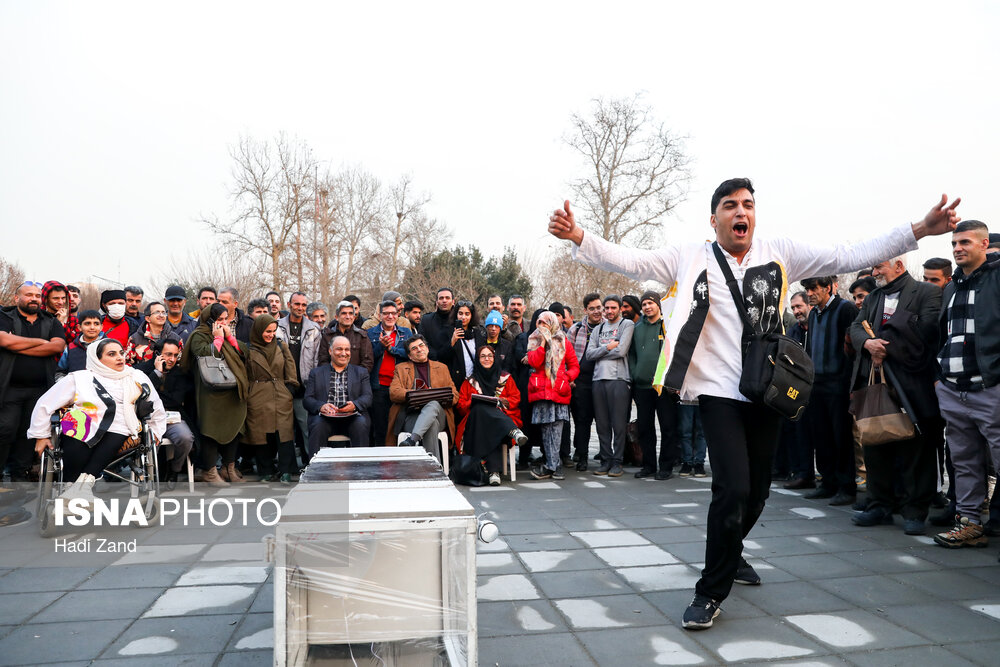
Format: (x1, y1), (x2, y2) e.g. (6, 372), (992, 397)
(849, 365), (916, 445)
(451, 453), (487, 486)
(405, 386), (453, 409)
(712, 243), (814, 421)
(197, 347), (238, 391)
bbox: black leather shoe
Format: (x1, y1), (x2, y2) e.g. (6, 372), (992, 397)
(852, 507), (893, 526)
(634, 469), (656, 479)
(829, 492), (856, 506)
(654, 470), (673, 481)
(803, 488), (836, 500)
(576, 460), (588, 472)
(783, 477), (816, 490)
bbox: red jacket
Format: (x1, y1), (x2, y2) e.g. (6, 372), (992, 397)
(455, 374), (521, 452)
(526, 344), (579, 404)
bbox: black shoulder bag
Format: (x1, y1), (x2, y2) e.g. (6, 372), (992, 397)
(712, 243), (814, 421)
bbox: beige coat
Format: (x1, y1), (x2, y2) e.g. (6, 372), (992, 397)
(243, 341), (298, 445)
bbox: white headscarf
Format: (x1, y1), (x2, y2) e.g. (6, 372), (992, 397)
(86, 339), (143, 435)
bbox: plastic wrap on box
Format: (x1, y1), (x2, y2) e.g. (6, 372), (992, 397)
(277, 528), (472, 666)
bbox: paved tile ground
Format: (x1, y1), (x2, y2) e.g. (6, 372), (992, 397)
(2, 456), (1000, 665)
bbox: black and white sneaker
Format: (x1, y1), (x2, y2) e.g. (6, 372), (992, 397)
(682, 593), (722, 630)
(551, 468), (565, 481)
(530, 466), (553, 480)
(734, 558), (761, 586)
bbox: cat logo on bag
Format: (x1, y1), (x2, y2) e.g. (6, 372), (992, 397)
(787, 387), (800, 400)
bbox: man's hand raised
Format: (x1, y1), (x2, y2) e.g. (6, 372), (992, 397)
(912, 194), (961, 240)
(548, 200), (585, 246)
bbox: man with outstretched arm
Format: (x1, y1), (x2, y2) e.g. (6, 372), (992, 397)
(548, 178), (960, 630)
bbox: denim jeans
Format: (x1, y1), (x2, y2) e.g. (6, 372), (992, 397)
(678, 404), (706, 465)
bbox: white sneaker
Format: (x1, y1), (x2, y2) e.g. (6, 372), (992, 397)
(59, 473), (97, 511)
(489, 473), (501, 486)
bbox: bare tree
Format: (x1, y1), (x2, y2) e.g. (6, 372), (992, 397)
(566, 94), (690, 248)
(0, 256), (25, 305)
(153, 244), (268, 308)
(386, 175), (432, 289)
(202, 134), (314, 293)
(331, 166), (385, 293)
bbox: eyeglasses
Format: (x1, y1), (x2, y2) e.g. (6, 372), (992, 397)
(479, 353), (495, 359)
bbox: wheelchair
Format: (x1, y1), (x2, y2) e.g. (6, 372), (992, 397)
(37, 413), (161, 537)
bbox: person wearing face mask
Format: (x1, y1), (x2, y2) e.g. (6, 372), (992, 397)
(182, 303), (250, 487)
(125, 301), (179, 366)
(244, 315), (299, 483)
(29, 338), (166, 510)
(99, 289), (136, 347)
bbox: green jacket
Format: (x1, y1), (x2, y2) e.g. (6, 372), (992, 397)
(183, 311), (250, 444)
(628, 316), (665, 389)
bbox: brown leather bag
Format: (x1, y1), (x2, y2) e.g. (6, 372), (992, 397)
(849, 366), (916, 445)
(405, 387), (453, 410)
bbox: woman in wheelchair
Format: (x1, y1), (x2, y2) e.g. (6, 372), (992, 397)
(28, 338), (166, 509)
(455, 345), (526, 486)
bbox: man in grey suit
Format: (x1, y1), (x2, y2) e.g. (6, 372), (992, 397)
(304, 336), (373, 452)
(848, 255), (942, 535)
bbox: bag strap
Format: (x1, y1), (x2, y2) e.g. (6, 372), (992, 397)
(711, 242), (755, 333)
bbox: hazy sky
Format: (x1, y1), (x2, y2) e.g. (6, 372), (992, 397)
(2, 1), (996, 291)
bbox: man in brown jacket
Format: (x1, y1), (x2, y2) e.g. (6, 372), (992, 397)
(387, 335), (458, 464)
(317, 301), (374, 372)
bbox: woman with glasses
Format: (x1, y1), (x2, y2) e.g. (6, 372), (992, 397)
(443, 300), (486, 389)
(455, 345), (526, 485)
(125, 301), (180, 365)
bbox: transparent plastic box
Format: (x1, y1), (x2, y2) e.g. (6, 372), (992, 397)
(272, 447), (477, 666)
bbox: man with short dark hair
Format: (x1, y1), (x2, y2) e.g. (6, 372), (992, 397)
(567, 292), (602, 471)
(66, 284), (81, 315)
(801, 275), (858, 507)
(368, 300), (413, 445)
(304, 336), (373, 451)
(849, 276), (877, 309)
(588, 294), (634, 477)
(781, 291), (815, 490)
(137, 338), (194, 487)
(124, 285), (145, 328)
(922, 257), (953, 288)
(164, 285), (197, 341)
(549, 178), (961, 629)
(266, 291), (288, 318)
(503, 294), (526, 342)
(189, 286), (217, 319)
(621, 295), (641, 323)
(279, 291), (323, 457)
(403, 300), (423, 334)
(41, 280), (77, 341)
(932, 220), (1000, 548)
(317, 301), (374, 372)
(0, 282), (67, 482)
(246, 298), (269, 318)
(344, 294), (364, 328)
(630, 290), (680, 480)
(849, 255), (942, 535)
(218, 287), (253, 342)
(562, 305), (574, 328)
(420, 287), (455, 360)
(386, 335), (458, 462)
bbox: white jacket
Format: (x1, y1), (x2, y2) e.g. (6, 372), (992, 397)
(28, 369), (166, 443)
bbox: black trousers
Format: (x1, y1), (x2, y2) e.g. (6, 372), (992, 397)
(370, 384), (392, 446)
(570, 383), (594, 460)
(696, 396), (782, 602)
(0, 386), (45, 478)
(61, 432), (129, 481)
(308, 414), (370, 454)
(202, 436), (239, 469)
(863, 420), (940, 521)
(633, 386), (679, 473)
(807, 384), (856, 495)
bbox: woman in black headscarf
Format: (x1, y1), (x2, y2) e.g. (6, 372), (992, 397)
(244, 314), (299, 483)
(455, 345), (524, 486)
(182, 303), (249, 486)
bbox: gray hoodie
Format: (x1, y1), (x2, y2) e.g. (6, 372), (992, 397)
(586, 317), (634, 382)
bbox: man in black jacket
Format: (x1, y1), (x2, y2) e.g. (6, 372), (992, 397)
(0, 282), (66, 482)
(419, 287), (455, 361)
(218, 287), (253, 343)
(801, 276), (858, 506)
(137, 337), (194, 486)
(932, 221), (1000, 548)
(848, 257), (942, 535)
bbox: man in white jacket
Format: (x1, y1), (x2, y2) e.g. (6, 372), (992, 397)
(549, 177), (961, 630)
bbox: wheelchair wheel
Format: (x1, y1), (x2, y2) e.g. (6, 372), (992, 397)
(37, 450), (57, 537)
(130, 439), (160, 527)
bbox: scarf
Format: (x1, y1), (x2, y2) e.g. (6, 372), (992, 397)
(471, 345), (501, 396)
(526, 311), (566, 386)
(42, 280), (78, 340)
(250, 314), (278, 364)
(86, 341), (143, 435)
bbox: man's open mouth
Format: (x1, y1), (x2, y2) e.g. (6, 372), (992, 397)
(733, 223), (748, 236)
